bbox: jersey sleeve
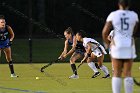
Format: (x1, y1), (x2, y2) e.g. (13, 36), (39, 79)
(106, 12), (114, 22)
(83, 38), (88, 45)
(83, 38), (91, 47)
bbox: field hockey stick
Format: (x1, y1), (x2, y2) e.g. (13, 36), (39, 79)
(133, 78), (140, 86)
(40, 58), (60, 72)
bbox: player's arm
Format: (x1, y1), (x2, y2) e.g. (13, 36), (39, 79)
(133, 22), (139, 38)
(64, 36), (77, 58)
(108, 30), (114, 41)
(81, 42), (92, 63)
(59, 40), (68, 59)
(7, 25), (15, 41)
(133, 13), (139, 38)
(102, 21), (112, 49)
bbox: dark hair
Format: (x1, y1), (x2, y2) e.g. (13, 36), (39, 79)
(76, 30), (87, 38)
(0, 15), (5, 19)
(64, 27), (73, 35)
(119, 0), (131, 7)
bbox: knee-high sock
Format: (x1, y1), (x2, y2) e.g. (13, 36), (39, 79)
(124, 77), (134, 93)
(8, 61), (15, 74)
(100, 65), (109, 75)
(112, 77), (122, 93)
(71, 64), (77, 75)
(88, 62), (98, 73)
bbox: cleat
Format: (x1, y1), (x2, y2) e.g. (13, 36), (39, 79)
(102, 74), (110, 78)
(69, 74), (79, 79)
(92, 72), (100, 78)
(11, 74), (19, 78)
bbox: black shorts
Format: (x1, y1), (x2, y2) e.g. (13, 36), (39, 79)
(75, 49), (85, 55)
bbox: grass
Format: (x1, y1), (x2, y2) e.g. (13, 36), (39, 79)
(0, 62), (140, 93)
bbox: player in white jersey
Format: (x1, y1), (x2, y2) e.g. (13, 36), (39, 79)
(102, 0), (139, 93)
(76, 31), (110, 78)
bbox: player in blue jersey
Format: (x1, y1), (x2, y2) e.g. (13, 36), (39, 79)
(0, 15), (18, 77)
(59, 27), (99, 79)
(59, 27), (85, 79)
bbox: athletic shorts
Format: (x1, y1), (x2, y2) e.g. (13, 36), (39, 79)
(111, 37), (137, 59)
(92, 45), (107, 57)
(111, 45), (137, 59)
(75, 49), (85, 55)
(0, 39), (10, 48)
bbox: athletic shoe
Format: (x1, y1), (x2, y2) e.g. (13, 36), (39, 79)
(11, 74), (19, 78)
(102, 74), (110, 78)
(69, 74), (79, 79)
(91, 72), (100, 78)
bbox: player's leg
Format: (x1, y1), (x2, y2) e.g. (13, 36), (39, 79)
(69, 52), (82, 79)
(87, 53), (100, 78)
(123, 59), (133, 93)
(111, 57), (114, 74)
(97, 55), (110, 78)
(0, 49), (1, 57)
(112, 58), (123, 93)
(3, 47), (18, 77)
(109, 48), (114, 73)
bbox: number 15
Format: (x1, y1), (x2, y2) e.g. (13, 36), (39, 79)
(120, 17), (129, 30)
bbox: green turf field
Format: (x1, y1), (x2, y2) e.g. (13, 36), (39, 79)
(0, 62), (139, 93)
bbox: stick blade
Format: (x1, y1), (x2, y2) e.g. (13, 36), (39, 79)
(40, 64), (51, 72)
(40, 68), (44, 72)
(133, 78), (140, 86)
(40, 59), (60, 73)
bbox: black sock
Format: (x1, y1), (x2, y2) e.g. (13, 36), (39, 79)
(71, 64), (77, 75)
(95, 63), (100, 69)
(8, 61), (15, 74)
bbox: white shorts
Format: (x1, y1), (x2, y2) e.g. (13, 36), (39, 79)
(92, 45), (107, 57)
(110, 45), (137, 59)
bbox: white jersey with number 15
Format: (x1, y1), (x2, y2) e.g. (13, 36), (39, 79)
(107, 10), (139, 47)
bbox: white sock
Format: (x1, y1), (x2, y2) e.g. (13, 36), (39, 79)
(124, 77), (134, 93)
(100, 65), (109, 76)
(112, 77), (122, 93)
(88, 62), (98, 73)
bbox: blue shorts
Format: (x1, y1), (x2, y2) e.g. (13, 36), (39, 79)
(0, 39), (10, 48)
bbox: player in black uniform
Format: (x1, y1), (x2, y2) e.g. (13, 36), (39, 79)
(59, 27), (85, 79)
(0, 15), (18, 77)
(59, 27), (99, 79)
